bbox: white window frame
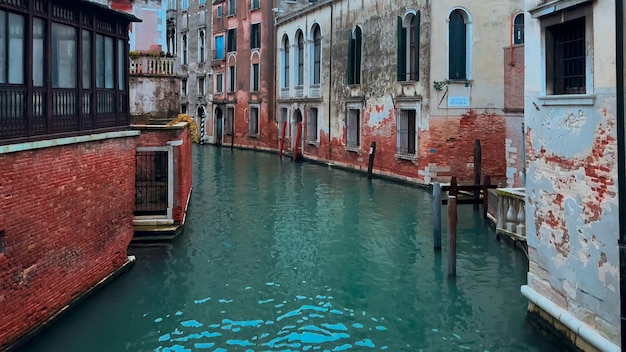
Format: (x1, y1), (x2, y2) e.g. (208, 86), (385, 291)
(309, 23), (322, 86)
(395, 102), (420, 160)
(215, 73), (223, 93)
(198, 29), (205, 63)
(198, 76), (205, 96)
(248, 104), (260, 137)
(346, 103), (362, 151)
(536, 5), (594, 105)
(446, 7), (473, 80)
(306, 107), (319, 144)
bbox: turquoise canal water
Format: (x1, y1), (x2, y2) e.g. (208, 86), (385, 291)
(19, 146), (556, 352)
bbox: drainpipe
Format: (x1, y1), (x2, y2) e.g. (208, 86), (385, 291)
(615, 0), (626, 350)
(327, 2), (333, 160)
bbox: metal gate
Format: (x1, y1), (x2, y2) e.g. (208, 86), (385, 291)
(135, 150), (169, 216)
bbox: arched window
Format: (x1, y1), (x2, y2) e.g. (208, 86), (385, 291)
(347, 26), (361, 85)
(198, 30), (205, 63)
(397, 11), (420, 81)
(448, 9), (470, 80)
(182, 33), (188, 65)
(296, 30), (304, 86)
(281, 34), (290, 88)
(311, 24), (322, 85)
(513, 13), (524, 44)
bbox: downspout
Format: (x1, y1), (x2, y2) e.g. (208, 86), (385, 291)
(615, 0), (626, 350)
(327, 2), (334, 161)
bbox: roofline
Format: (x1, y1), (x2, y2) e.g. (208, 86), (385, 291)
(79, 0), (142, 22)
(275, 0), (335, 26)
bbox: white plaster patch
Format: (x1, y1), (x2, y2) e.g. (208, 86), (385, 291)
(562, 279), (577, 299)
(598, 261), (618, 292)
(558, 109), (586, 132)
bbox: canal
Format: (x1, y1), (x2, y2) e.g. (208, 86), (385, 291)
(19, 146), (556, 352)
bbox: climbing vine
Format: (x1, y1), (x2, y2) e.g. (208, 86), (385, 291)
(168, 114), (200, 143)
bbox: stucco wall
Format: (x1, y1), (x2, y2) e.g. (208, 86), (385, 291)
(130, 75), (181, 119)
(524, 0), (620, 345)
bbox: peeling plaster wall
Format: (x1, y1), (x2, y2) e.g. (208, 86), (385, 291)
(275, 0), (518, 184)
(130, 76), (181, 118)
(525, 0), (620, 345)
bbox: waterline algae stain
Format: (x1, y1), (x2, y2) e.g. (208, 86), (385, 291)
(18, 146), (556, 351)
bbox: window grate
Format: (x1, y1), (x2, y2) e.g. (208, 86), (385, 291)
(552, 17), (585, 94)
(397, 109), (416, 155)
(135, 151), (169, 216)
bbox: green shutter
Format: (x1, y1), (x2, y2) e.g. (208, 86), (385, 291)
(413, 11), (420, 81)
(347, 29), (354, 85)
(355, 27), (362, 84)
(397, 16), (406, 81)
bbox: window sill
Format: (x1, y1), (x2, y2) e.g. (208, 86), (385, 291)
(346, 146), (361, 153)
(398, 80), (417, 86)
(306, 140), (319, 147)
(395, 153), (417, 161)
(248, 134), (259, 139)
(537, 94), (595, 106)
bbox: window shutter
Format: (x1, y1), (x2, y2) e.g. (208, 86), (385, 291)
(397, 16), (406, 81)
(413, 11), (420, 81)
(355, 27), (362, 84)
(347, 29), (354, 84)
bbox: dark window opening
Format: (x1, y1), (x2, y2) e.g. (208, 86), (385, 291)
(449, 10), (467, 80)
(549, 17), (585, 95)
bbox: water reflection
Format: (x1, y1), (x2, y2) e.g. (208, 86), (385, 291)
(18, 146), (555, 352)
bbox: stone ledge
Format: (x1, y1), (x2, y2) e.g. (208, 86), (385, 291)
(0, 131), (140, 155)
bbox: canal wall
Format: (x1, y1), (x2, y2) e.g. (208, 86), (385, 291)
(0, 133), (139, 349)
(523, 0), (621, 350)
(133, 123), (193, 224)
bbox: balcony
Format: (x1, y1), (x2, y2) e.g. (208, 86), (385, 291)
(130, 56), (176, 76)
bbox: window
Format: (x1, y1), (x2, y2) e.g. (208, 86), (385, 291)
(198, 77), (205, 96)
(397, 12), (420, 81)
(279, 108), (289, 138)
(227, 28), (237, 52)
(282, 35), (290, 88)
(296, 31), (304, 86)
(96, 34), (114, 89)
(347, 108), (361, 149)
(251, 23), (260, 49)
(182, 0), (188, 10)
(181, 104), (188, 114)
(448, 9), (469, 80)
(198, 30), (205, 63)
(227, 107), (235, 135)
(168, 0), (176, 10)
(33, 18), (45, 87)
(514, 13), (524, 44)
(215, 35), (224, 59)
(347, 26), (361, 85)
(81, 30), (90, 89)
(182, 33), (188, 65)
(397, 109), (417, 156)
(182, 78), (187, 95)
(118, 39), (125, 90)
(228, 0), (236, 16)
(249, 106), (259, 136)
(228, 65), (236, 92)
(0, 10), (25, 84)
(311, 25), (321, 85)
(251, 0), (260, 10)
(547, 17), (585, 95)
(251, 63), (259, 91)
(216, 73), (223, 93)
(217, 5), (223, 18)
(167, 28), (176, 55)
(307, 107), (318, 142)
(199, 0), (206, 4)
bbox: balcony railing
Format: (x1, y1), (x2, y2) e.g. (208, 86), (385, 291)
(0, 86), (130, 144)
(130, 56), (176, 76)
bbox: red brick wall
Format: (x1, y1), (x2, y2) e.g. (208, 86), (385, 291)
(504, 45), (524, 113)
(0, 136), (137, 348)
(134, 125), (193, 223)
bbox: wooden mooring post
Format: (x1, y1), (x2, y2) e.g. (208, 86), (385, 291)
(473, 139), (481, 209)
(367, 141), (377, 179)
(447, 177), (458, 276)
(433, 183), (442, 250)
